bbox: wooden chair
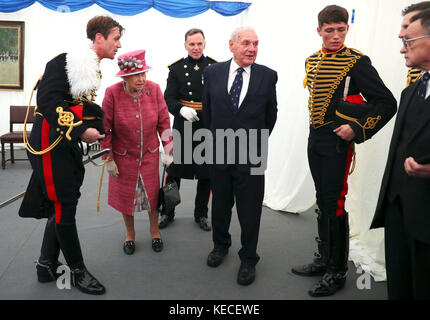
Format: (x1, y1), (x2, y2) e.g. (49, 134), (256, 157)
(0, 105), (36, 169)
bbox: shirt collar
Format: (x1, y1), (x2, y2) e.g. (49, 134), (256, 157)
(230, 59), (251, 75)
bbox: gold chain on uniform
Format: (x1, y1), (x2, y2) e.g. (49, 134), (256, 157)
(304, 46), (362, 128)
(23, 68), (101, 155)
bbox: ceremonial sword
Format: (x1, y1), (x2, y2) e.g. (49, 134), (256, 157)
(0, 148), (110, 210)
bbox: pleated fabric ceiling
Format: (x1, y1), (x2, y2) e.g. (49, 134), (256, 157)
(0, 0), (252, 17)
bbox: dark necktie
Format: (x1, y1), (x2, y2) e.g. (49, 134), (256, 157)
(418, 72), (430, 102)
(229, 67), (244, 109)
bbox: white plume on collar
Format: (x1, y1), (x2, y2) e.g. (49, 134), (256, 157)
(65, 44), (101, 99)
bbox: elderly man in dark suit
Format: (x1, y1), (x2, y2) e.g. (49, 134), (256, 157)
(202, 27), (277, 286)
(371, 9), (430, 300)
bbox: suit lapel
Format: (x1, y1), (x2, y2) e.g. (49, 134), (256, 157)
(390, 81), (419, 146)
(407, 82), (430, 144)
(237, 63), (262, 113)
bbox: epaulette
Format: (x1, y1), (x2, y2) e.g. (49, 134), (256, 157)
(207, 56), (218, 63)
(168, 57), (184, 68)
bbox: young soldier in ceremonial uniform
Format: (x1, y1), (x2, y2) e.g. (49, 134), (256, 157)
(291, 5), (396, 297)
(28, 16), (123, 295)
(159, 29), (217, 231)
(399, 2), (430, 86)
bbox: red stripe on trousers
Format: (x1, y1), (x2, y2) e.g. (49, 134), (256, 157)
(336, 144), (353, 217)
(207, 190), (212, 207)
(41, 119), (61, 222)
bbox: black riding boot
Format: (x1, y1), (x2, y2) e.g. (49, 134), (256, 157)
(292, 209), (328, 276)
(55, 223), (106, 295)
(309, 213), (349, 297)
(36, 214), (63, 282)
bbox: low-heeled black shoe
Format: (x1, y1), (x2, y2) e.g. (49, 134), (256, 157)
(308, 272), (347, 297)
(36, 260), (64, 283)
(71, 267), (106, 295)
(237, 263), (256, 286)
(152, 238), (163, 252)
(123, 241), (135, 255)
(159, 215), (174, 229)
(195, 217), (211, 231)
(207, 247), (228, 267)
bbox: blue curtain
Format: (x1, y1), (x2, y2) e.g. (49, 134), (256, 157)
(0, 0), (252, 17)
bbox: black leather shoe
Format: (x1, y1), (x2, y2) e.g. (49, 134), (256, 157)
(152, 238), (163, 252)
(308, 272), (347, 297)
(196, 217), (211, 231)
(123, 241), (135, 255)
(207, 247), (228, 267)
(237, 263), (256, 286)
(291, 259), (327, 277)
(71, 267), (106, 295)
(159, 215), (174, 229)
(36, 260), (63, 283)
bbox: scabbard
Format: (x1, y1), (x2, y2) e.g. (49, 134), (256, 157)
(0, 148), (110, 210)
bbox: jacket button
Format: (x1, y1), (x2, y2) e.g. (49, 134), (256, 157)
(187, 82), (191, 86)
(136, 158), (139, 162)
(136, 130), (140, 134)
(137, 145), (140, 148)
(136, 115), (139, 118)
(189, 92), (192, 95)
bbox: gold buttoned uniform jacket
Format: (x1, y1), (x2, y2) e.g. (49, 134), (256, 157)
(304, 46), (397, 143)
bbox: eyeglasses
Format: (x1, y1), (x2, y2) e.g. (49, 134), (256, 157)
(402, 34), (430, 48)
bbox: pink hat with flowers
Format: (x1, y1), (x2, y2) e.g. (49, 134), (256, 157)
(116, 49), (151, 77)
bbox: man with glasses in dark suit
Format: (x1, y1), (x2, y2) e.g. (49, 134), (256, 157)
(371, 9), (430, 300)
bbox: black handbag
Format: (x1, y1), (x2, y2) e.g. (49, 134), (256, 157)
(18, 172), (53, 219)
(157, 167), (181, 212)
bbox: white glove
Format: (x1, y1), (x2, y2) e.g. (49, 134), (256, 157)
(107, 160), (119, 177)
(180, 106), (199, 122)
(161, 153), (174, 167)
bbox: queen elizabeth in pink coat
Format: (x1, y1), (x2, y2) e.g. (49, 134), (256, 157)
(101, 50), (172, 255)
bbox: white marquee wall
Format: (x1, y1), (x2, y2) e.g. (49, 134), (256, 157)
(0, 0), (416, 280)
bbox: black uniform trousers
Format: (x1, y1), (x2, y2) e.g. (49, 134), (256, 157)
(210, 165), (264, 267)
(384, 198), (430, 300)
(307, 127), (353, 273)
(164, 174), (211, 220)
(28, 115), (84, 225)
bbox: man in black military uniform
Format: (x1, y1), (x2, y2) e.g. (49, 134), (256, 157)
(159, 28), (217, 231)
(291, 5), (397, 297)
(27, 16), (123, 295)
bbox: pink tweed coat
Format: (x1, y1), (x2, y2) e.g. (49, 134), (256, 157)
(101, 80), (172, 215)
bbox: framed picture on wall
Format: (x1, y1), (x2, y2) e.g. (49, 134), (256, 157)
(0, 21), (25, 90)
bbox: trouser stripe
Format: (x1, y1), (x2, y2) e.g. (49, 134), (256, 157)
(336, 143), (353, 217)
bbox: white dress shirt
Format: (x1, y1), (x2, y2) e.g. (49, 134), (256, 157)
(227, 59), (251, 108)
